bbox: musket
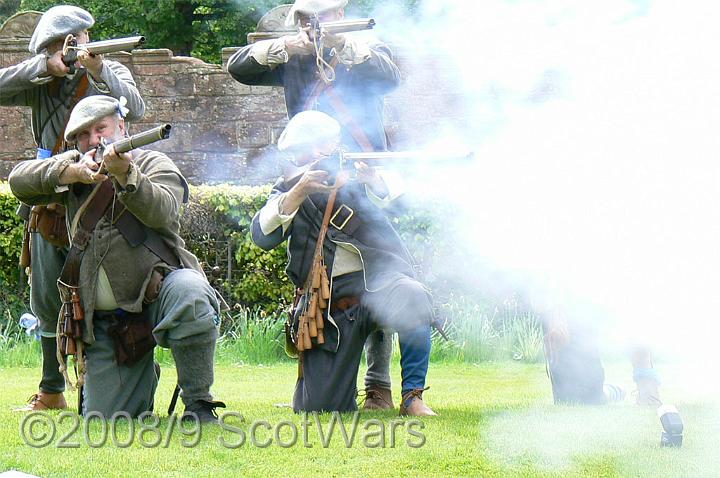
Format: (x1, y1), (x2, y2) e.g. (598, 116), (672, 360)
(312, 18), (375, 36)
(282, 149), (475, 188)
(305, 16), (375, 83)
(62, 35), (146, 74)
(93, 124), (172, 177)
(339, 150), (474, 165)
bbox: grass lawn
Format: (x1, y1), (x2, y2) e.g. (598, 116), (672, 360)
(0, 361), (718, 477)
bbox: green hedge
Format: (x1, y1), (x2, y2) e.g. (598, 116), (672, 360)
(0, 182), (448, 312)
(0, 183), (24, 290)
(0, 182), (549, 364)
(184, 184), (294, 309)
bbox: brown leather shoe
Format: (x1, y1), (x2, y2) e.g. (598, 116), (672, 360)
(400, 388), (437, 416)
(363, 385), (394, 410)
(14, 392), (68, 411)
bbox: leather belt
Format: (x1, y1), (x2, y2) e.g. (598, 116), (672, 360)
(330, 296), (360, 315)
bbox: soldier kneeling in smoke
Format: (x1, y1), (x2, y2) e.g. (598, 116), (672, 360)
(542, 306), (661, 406)
(251, 111), (436, 415)
(9, 95), (225, 422)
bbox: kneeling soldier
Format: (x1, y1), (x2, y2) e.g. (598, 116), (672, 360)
(251, 111), (436, 415)
(9, 95), (224, 422)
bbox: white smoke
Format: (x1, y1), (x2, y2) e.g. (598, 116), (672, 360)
(229, 0), (720, 374)
(484, 399), (720, 474)
(361, 0), (720, 372)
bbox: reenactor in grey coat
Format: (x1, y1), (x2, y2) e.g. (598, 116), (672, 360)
(9, 95), (224, 422)
(0, 5), (145, 411)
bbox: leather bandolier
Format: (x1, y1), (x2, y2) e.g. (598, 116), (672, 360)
(288, 66), (397, 376)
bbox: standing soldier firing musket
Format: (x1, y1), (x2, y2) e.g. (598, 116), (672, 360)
(228, 0), (403, 410)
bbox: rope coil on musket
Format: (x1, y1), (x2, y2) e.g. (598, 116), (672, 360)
(313, 30), (336, 84)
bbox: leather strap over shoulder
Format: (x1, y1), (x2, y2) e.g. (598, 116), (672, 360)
(111, 203), (181, 268)
(59, 180), (116, 287)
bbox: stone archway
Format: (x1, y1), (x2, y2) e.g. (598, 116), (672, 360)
(0, 11), (41, 40)
(247, 4), (294, 44)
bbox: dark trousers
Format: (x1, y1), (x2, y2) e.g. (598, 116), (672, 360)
(293, 271), (433, 413)
(544, 317), (606, 405)
(31, 234), (66, 394)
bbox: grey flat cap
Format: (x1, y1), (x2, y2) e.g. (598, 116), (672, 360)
(65, 95), (128, 142)
(29, 5), (94, 54)
(278, 110), (341, 152)
(285, 0), (348, 27)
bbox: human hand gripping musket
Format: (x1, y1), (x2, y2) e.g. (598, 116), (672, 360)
(62, 34), (146, 74)
(91, 124), (172, 179)
(56, 124), (172, 404)
(282, 149), (475, 188)
(304, 16), (375, 83)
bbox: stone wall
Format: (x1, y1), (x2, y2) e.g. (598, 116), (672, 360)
(0, 11), (292, 184)
(0, 11), (466, 185)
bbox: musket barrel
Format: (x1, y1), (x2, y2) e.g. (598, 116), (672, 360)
(340, 150), (475, 162)
(320, 18), (375, 35)
(63, 35), (145, 73)
(112, 124), (171, 154)
(83, 36), (146, 54)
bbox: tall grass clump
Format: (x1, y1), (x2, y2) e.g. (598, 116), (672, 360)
(216, 306), (290, 364)
(503, 307), (545, 363)
(430, 295), (546, 364)
(431, 295), (501, 363)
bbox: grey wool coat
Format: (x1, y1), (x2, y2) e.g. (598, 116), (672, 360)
(0, 54), (145, 151)
(8, 149), (205, 344)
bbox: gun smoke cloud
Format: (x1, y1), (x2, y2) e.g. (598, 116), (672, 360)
(358, 0), (720, 466)
(200, 0), (718, 470)
(221, 0), (720, 397)
(359, 0), (720, 370)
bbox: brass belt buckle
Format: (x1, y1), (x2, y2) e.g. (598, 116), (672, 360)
(330, 204), (354, 231)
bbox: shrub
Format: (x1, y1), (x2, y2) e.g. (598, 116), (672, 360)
(182, 184), (295, 310)
(0, 181), (545, 364)
(0, 183), (24, 291)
